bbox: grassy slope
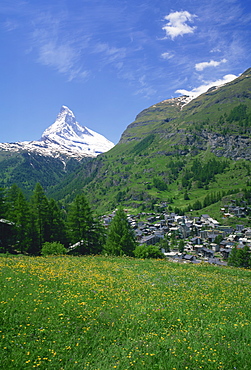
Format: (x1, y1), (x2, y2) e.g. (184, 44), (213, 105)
(46, 68), (251, 217)
(1, 255), (251, 370)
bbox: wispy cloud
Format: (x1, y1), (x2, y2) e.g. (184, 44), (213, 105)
(37, 42), (77, 75)
(30, 12), (90, 81)
(195, 58), (227, 71)
(3, 19), (18, 32)
(161, 51), (174, 60)
(93, 43), (127, 67)
(27, 5), (131, 82)
(176, 74), (237, 98)
(162, 11), (197, 40)
(134, 85), (157, 99)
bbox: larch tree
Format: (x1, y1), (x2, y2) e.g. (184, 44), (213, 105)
(15, 192), (32, 254)
(30, 183), (51, 253)
(104, 207), (137, 256)
(67, 193), (105, 254)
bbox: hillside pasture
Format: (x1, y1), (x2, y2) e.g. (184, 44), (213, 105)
(1, 255), (251, 369)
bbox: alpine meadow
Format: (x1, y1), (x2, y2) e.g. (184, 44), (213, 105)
(1, 255), (251, 369)
(1, 68), (251, 370)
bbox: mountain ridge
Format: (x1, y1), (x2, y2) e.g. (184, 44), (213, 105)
(0, 106), (114, 195)
(47, 67), (251, 214)
(1, 68), (251, 214)
(0, 106), (114, 160)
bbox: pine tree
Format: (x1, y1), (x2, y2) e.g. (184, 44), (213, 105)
(5, 184), (21, 221)
(67, 194), (104, 254)
(0, 188), (5, 218)
(228, 246), (251, 268)
(30, 183), (51, 253)
(48, 198), (68, 245)
(159, 234), (170, 252)
(104, 207), (137, 256)
(4, 184), (27, 252)
(15, 192), (32, 254)
(178, 240), (185, 253)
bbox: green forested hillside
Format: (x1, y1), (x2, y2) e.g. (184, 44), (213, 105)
(1, 68), (251, 217)
(0, 151), (89, 197)
(47, 68), (251, 219)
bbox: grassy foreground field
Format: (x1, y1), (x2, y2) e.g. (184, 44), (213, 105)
(1, 255), (251, 370)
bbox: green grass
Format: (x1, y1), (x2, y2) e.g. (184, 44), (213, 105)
(1, 255), (251, 369)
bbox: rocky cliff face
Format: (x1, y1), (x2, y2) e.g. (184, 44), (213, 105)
(118, 68), (251, 161)
(203, 132), (251, 160)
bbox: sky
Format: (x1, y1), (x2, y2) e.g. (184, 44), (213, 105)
(1, 0), (251, 145)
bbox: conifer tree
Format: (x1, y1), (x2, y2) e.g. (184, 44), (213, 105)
(104, 207), (137, 256)
(15, 192), (32, 254)
(5, 184), (29, 252)
(0, 187), (14, 251)
(5, 184), (21, 221)
(228, 246), (251, 268)
(30, 183), (51, 253)
(0, 188), (5, 218)
(48, 198), (68, 245)
(67, 193), (104, 254)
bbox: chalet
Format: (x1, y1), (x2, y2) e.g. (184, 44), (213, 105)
(206, 231), (224, 242)
(228, 206), (247, 218)
(219, 239), (228, 248)
(245, 229), (251, 238)
(191, 237), (202, 245)
(179, 221), (191, 238)
(208, 258), (227, 266)
(217, 225), (233, 235)
(220, 248), (232, 259)
(200, 247), (214, 258)
(201, 214), (210, 222)
(182, 254), (195, 262)
(139, 234), (163, 246)
(207, 217), (220, 228)
(236, 224), (244, 232)
(227, 234), (238, 242)
(210, 243), (220, 252)
(164, 251), (180, 259)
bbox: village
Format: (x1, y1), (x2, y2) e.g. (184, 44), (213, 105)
(103, 202), (251, 265)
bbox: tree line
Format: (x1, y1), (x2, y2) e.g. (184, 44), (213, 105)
(0, 183), (139, 257)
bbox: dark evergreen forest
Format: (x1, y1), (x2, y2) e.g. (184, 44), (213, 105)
(0, 183), (106, 255)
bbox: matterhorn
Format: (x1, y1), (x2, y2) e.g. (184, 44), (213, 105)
(0, 106), (114, 159)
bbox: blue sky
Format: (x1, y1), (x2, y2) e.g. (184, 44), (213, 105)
(1, 0), (251, 144)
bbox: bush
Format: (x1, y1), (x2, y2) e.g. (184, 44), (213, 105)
(134, 244), (164, 259)
(41, 242), (67, 256)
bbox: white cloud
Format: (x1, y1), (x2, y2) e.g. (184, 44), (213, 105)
(161, 52), (174, 60)
(195, 58), (227, 71)
(38, 42), (76, 74)
(134, 86), (157, 98)
(162, 11), (197, 40)
(3, 19), (18, 32)
(94, 43), (126, 61)
(176, 74), (237, 98)
(29, 12), (91, 81)
(36, 40), (89, 81)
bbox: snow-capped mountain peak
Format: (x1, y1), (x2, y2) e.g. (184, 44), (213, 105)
(42, 106), (93, 139)
(0, 106), (114, 159)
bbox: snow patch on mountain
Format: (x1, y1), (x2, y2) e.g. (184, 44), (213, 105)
(0, 106), (114, 159)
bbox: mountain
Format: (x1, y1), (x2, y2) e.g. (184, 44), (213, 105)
(47, 68), (251, 216)
(0, 106), (114, 159)
(0, 106), (114, 195)
(1, 68), (251, 217)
